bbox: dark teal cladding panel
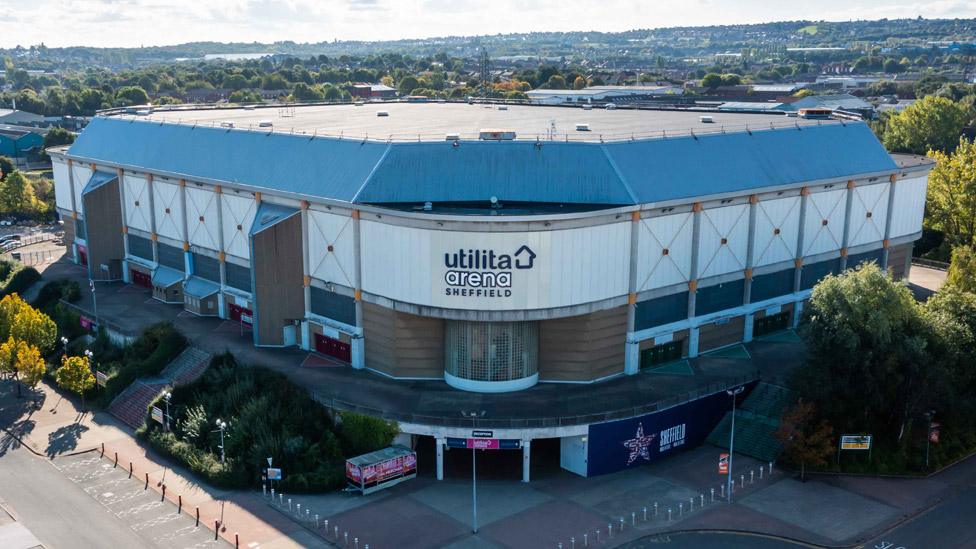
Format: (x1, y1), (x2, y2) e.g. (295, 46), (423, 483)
(751, 269), (796, 303)
(310, 287), (356, 326)
(635, 291), (689, 331)
(358, 141), (634, 205)
(128, 234), (151, 259)
(695, 279), (745, 316)
(801, 258), (842, 290)
(847, 248), (884, 270)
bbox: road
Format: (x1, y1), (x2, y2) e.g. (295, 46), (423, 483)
(0, 443), (228, 549)
(865, 486), (976, 549)
(620, 531), (809, 548)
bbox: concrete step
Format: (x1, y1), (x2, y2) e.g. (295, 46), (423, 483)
(160, 347), (212, 387)
(108, 380), (167, 429)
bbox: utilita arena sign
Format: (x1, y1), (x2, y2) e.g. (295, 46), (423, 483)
(443, 245), (536, 299)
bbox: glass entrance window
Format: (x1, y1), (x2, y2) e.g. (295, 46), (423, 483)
(754, 311), (790, 337)
(445, 320), (538, 382)
(640, 340), (683, 370)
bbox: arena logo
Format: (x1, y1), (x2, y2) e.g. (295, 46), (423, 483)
(443, 245), (536, 298)
(659, 423), (686, 452)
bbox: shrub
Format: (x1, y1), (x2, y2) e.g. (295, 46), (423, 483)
(96, 322), (186, 407)
(142, 353), (390, 492)
(32, 279), (81, 313)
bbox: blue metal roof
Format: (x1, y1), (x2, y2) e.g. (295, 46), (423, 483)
(152, 265), (184, 287)
(250, 202), (299, 236)
(81, 171), (117, 195)
(184, 276), (220, 298)
(68, 116), (897, 207)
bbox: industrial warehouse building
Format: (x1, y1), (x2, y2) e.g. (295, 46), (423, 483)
(50, 103), (930, 478)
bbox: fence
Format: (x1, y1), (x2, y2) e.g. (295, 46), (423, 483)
(314, 373), (759, 429)
(9, 248), (60, 266)
(911, 257), (949, 271)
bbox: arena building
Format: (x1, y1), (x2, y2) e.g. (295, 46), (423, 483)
(49, 102), (930, 479)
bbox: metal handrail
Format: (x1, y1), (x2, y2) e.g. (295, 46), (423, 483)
(911, 257), (949, 271)
(314, 372), (760, 429)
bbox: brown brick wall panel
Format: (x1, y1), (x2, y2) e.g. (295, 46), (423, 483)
(362, 302), (396, 376)
(394, 311), (444, 378)
(698, 316), (745, 353)
(252, 214), (304, 346)
(82, 180), (125, 279)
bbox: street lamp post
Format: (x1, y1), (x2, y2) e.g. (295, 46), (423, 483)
(89, 279), (98, 324)
(461, 410), (486, 534)
(163, 391), (172, 432)
(60, 336), (68, 356)
(726, 385), (746, 503)
(924, 409), (935, 469)
(215, 419), (228, 463)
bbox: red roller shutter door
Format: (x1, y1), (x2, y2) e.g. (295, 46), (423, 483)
(314, 333), (351, 363)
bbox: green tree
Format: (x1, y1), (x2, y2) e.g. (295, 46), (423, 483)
(397, 75), (420, 96)
(926, 138), (976, 244)
(0, 156), (12, 181)
(701, 72), (723, 90)
(43, 127), (75, 153)
(946, 245), (976, 292)
(337, 412), (399, 457)
(10, 304), (56, 353)
(572, 75), (586, 90)
(291, 82), (324, 102)
(0, 337), (22, 396)
(774, 400), (835, 481)
(115, 86), (149, 107)
(720, 73), (741, 86)
(0, 172), (37, 216)
(545, 74), (567, 89)
(79, 88), (107, 115)
(794, 263), (940, 446)
(883, 96), (967, 154)
(55, 355), (95, 411)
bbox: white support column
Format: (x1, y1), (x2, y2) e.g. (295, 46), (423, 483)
(743, 313), (754, 343)
(882, 174), (897, 270)
(215, 186), (227, 318)
(180, 179), (191, 279)
(840, 180), (855, 270)
(147, 174), (159, 264)
(67, 159), (79, 264)
(624, 210), (641, 375)
(436, 438), (445, 481)
(522, 440), (532, 483)
(688, 325), (700, 358)
(118, 168), (131, 283)
(351, 210), (365, 370)
(792, 301), (804, 328)
(300, 201), (312, 351)
(687, 202), (703, 319)
(794, 188), (809, 292)
(743, 195), (758, 305)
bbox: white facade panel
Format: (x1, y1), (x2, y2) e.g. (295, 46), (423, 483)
(185, 186), (220, 250)
(802, 189), (847, 257)
(152, 177), (184, 242)
(889, 176), (927, 239)
(52, 158), (73, 212)
(360, 221), (630, 311)
(848, 183), (889, 247)
(221, 192), (257, 260)
(71, 163), (92, 215)
(753, 196), (801, 267)
(636, 212), (694, 290)
(308, 209), (357, 287)
(122, 173), (151, 232)
(698, 204), (750, 278)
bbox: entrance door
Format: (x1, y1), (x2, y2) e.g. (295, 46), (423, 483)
(754, 311), (790, 337)
(131, 269), (151, 289)
(77, 245), (88, 267)
(314, 333), (351, 363)
(640, 340), (683, 370)
(228, 303), (253, 325)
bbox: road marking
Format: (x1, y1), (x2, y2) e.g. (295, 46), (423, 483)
(131, 512), (183, 531)
(115, 500), (164, 518)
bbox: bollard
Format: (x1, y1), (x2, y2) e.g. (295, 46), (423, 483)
(101, 443), (105, 457)
(178, 495), (183, 514)
(751, 470), (755, 484)
(214, 520), (219, 541)
(129, 462), (133, 479)
(195, 506), (200, 527)
(288, 498), (292, 512)
(654, 502), (658, 517)
(235, 533), (239, 548)
(760, 465), (764, 479)
(324, 520), (329, 533)
(711, 487), (715, 502)
(643, 507), (647, 521)
(769, 461), (774, 474)
(700, 494), (705, 508)
(343, 532), (348, 547)
(263, 485), (266, 497)
(114, 452), (118, 467)
(740, 474), (745, 489)
(271, 488), (275, 502)
(721, 484), (725, 498)
(354, 537), (359, 549)
(596, 529), (601, 543)
(631, 511), (636, 526)
(334, 526), (339, 541)
(619, 517), (624, 531)
(279, 493), (284, 507)
(667, 508), (672, 522)
(306, 509), (310, 521)
(608, 523), (612, 537)
(690, 496), (694, 511)
(558, 543), (563, 549)
(296, 503), (300, 516)
(315, 514), (319, 528)
(584, 533), (588, 546)
(571, 536), (576, 549)
(679, 502), (683, 516)
(161, 484), (166, 502)
(145, 472), (149, 490)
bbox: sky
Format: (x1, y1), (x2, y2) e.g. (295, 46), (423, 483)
(2, 0), (976, 49)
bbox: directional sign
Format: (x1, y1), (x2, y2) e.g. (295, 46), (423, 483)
(472, 430), (493, 438)
(718, 453), (729, 475)
(267, 468), (282, 481)
(840, 434), (872, 451)
(151, 406), (164, 425)
(929, 423), (940, 444)
(446, 437), (521, 450)
(95, 371), (108, 388)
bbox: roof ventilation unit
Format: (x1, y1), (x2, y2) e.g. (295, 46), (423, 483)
(575, 123), (591, 132)
(258, 120), (273, 127)
(376, 111), (389, 117)
(445, 132), (461, 141)
(699, 115), (714, 123)
(423, 201), (433, 211)
(582, 104), (593, 110)
(498, 105), (508, 110)
(479, 129), (516, 141)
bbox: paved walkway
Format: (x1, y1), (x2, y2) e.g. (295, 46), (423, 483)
(0, 378), (326, 549)
(907, 264), (947, 301)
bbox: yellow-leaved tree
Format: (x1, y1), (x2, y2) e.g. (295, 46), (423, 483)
(0, 294), (30, 340)
(16, 342), (45, 402)
(56, 355), (95, 411)
(10, 303), (57, 353)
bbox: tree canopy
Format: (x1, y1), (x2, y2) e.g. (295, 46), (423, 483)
(926, 138), (976, 245)
(883, 96), (968, 155)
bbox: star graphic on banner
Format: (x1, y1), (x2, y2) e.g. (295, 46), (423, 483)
(622, 423), (656, 466)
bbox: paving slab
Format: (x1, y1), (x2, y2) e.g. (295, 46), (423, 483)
(739, 478), (899, 542)
(409, 480), (552, 528)
(328, 492), (469, 549)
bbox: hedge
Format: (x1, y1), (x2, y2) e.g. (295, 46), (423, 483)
(0, 259), (40, 297)
(95, 322), (187, 407)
